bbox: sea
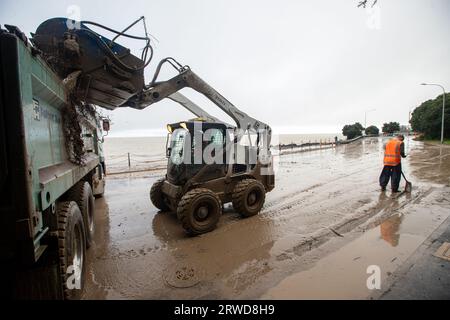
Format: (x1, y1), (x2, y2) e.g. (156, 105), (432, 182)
(103, 133), (344, 174)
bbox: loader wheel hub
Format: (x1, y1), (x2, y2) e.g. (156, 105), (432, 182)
(248, 192), (257, 206)
(196, 206), (209, 220)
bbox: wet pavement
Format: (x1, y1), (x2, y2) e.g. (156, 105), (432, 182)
(81, 137), (450, 299)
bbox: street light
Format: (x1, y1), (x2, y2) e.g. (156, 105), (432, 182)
(421, 83), (446, 144)
(364, 108), (376, 130)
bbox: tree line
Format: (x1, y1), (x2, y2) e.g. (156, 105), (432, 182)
(342, 122), (399, 140)
(341, 93), (449, 140)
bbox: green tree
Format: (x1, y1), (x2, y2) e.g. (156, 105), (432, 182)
(342, 123), (363, 140)
(354, 122), (364, 131)
(382, 122), (400, 134)
(410, 93), (450, 139)
(365, 125), (380, 135)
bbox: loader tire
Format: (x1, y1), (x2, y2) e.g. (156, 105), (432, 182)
(56, 201), (86, 300)
(68, 181), (95, 248)
(150, 178), (169, 211)
(232, 179), (266, 218)
(177, 188), (222, 236)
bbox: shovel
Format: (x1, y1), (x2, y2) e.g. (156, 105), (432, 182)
(401, 171), (412, 193)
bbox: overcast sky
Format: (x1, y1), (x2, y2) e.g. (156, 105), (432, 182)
(1, 0), (449, 136)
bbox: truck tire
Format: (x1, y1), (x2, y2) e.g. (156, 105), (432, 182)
(150, 178), (169, 211)
(56, 201), (86, 300)
(232, 179), (266, 218)
(177, 188), (222, 236)
(68, 181), (95, 248)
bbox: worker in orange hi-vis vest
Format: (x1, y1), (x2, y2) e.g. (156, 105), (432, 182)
(379, 134), (407, 192)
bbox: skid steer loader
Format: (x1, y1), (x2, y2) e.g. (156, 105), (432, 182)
(144, 66), (275, 235)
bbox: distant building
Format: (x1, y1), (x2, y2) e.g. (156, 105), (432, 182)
(392, 125), (412, 136)
(399, 125), (411, 133)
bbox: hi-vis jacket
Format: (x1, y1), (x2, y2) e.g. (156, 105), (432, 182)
(383, 139), (405, 166)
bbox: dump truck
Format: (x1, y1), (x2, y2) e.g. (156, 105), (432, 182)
(0, 25), (108, 299)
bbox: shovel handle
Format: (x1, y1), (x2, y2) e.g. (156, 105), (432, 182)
(401, 171), (409, 183)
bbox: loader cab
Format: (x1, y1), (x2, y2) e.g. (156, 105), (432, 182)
(165, 120), (230, 185)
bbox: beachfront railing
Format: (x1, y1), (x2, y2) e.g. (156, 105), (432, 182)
(278, 138), (338, 154)
(105, 138), (343, 175)
(105, 152), (167, 175)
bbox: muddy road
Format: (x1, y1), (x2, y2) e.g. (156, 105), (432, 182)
(82, 137), (450, 299)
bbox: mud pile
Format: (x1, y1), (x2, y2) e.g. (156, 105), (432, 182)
(62, 95), (98, 165)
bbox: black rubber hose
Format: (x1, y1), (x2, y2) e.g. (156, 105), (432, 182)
(79, 20), (153, 71)
(80, 20), (149, 40)
(75, 27), (153, 72)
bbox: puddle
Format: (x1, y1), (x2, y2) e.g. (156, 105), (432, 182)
(263, 191), (450, 299)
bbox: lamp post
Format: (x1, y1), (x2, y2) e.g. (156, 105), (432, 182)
(421, 83), (446, 144)
(364, 109), (376, 133)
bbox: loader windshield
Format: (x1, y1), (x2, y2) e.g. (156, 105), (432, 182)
(169, 129), (187, 165)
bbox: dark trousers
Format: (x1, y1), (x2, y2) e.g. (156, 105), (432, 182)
(379, 164), (402, 191)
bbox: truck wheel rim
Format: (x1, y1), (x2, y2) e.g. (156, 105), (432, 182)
(72, 223), (84, 284)
(88, 199), (94, 233)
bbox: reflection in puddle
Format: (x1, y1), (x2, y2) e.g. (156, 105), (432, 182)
(380, 213), (403, 247)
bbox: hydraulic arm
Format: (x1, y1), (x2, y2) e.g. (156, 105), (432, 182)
(134, 66), (272, 147)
